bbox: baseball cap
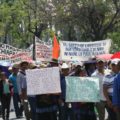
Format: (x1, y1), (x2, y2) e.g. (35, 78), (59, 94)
(111, 59), (120, 65)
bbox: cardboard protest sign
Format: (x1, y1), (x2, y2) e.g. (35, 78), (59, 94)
(65, 77), (100, 102)
(60, 39), (111, 61)
(26, 67), (61, 95)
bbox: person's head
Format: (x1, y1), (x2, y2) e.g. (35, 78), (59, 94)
(20, 61), (29, 71)
(117, 61), (120, 71)
(75, 66), (87, 77)
(0, 72), (7, 80)
(61, 63), (69, 76)
(96, 59), (105, 71)
(50, 59), (58, 67)
(12, 64), (19, 74)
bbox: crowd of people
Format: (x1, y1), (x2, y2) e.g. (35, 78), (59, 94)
(0, 58), (120, 120)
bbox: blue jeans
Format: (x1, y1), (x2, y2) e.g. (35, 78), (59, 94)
(28, 96), (37, 120)
(13, 93), (23, 117)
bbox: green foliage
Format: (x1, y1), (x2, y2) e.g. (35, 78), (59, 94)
(0, 0), (120, 49)
(108, 31), (120, 53)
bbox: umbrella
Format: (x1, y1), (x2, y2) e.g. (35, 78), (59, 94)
(0, 61), (11, 67)
(96, 54), (113, 61)
(111, 52), (120, 59)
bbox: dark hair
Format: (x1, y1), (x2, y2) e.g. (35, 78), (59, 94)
(20, 61), (29, 67)
(0, 72), (6, 77)
(75, 66), (86, 76)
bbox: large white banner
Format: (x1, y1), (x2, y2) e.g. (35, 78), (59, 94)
(60, 39), (111, 61)
(26, 67), (61, 95)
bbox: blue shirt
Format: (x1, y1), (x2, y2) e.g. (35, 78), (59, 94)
(9, 74), (18, 93)
(113, 73), (120, 108)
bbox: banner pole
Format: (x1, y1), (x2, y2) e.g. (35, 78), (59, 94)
(33, 35), (36, 60)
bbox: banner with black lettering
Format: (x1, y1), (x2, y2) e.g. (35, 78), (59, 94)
(60, 39), (111, 61)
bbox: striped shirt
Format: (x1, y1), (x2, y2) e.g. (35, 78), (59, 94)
(103, 73), (117, 96)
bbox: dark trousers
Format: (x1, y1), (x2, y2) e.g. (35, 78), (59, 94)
(73, 104), (96, 120)
(106, 96), (117, 120)
(28, 96), (37, 120)
(1, 94), (11, 119)
(13, 93), (23, 117)
(36, 111), (57, 120)
(59, 104), (76, 120)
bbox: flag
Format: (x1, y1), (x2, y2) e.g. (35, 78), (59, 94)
(52, 35), (60, 59)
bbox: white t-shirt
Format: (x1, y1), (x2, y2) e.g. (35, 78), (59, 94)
(92, 69), (110, 101)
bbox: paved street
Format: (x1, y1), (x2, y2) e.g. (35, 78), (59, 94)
(0, 110), (107, 120)
(0, 111), (25, 120)
(9, 111), (25, 120)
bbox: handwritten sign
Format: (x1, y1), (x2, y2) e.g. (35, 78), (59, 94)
(36, 43), (52, 61)
(65, 77), (100, 102)
(35, 36), (52, 61)
(60, 39), (111, 61)
(26, 67), (61, 95)
(0, 43), (32, 63)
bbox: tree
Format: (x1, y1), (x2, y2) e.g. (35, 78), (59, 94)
(52, 0), (120, 41)
(0, 0), (120, 48)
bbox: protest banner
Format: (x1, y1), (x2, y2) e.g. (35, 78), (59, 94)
(0, 43), (33, 63)
(60, 39), (111, 61)
(35, 36), (52, 61)
(10, 52), (33, 63)
(65, 77), (100, 102)
(36, 42), (52, 61)
(0, 43), (22, 55)
(26, 67), (61, 95)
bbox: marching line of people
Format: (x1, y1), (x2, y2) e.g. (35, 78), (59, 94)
(0, 58), (120, 120)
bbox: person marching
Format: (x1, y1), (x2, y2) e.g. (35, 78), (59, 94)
(0, 72), (12, 120)
(59, 63), (76, 120)
(16, 61), (31, 120)
(9, 64), (23, 118)
(92, 59), (109, 120)
(103, 59), (120, 120)
(72, 66), (97, 120)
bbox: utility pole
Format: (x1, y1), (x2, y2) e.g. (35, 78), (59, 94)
(32, 0), (37, 61)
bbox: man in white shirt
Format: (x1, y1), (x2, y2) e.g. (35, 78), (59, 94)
(92, 59), (109, 120)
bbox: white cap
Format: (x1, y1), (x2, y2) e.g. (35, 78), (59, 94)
(111, 59), (120, 65)
(61, 63), (69, 69)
